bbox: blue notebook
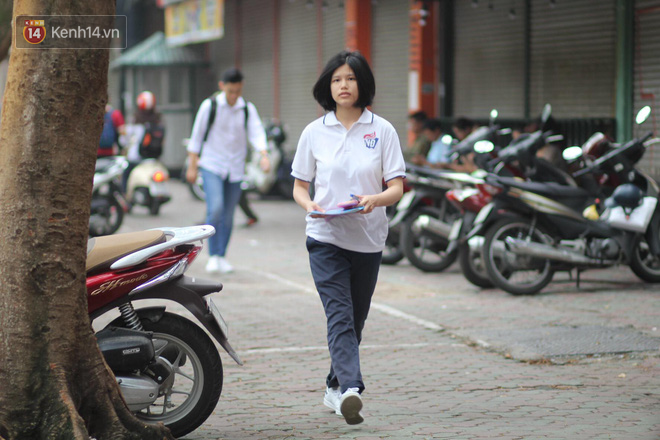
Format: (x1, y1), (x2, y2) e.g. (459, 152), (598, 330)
(309, 206), (365, 216)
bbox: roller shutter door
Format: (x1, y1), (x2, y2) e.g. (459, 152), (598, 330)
(453, 0), (526, 119)
(322, 3), (345, 64)
(241, 0), (275, 121)
(208, 0), (236, 87)
(529, 0), (616, 118)
(279, 1), (321, 154)
(371, 0), (410, 146)
(633, 0), (660, 178)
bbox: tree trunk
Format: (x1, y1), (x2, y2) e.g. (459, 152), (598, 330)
(0, 2), (174, 439)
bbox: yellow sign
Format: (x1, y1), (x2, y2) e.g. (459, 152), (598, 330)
(165, 0), (224, 47)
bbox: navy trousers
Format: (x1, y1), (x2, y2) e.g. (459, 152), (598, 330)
(306, 237), (382, 394)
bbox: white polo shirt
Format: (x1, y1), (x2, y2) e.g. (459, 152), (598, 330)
(187, 92), (267, 182)
(292, 110), (406, 253)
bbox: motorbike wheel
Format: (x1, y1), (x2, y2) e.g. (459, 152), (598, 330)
(89, 196), (124, 237)
(400, 206), (457, 272)
(149, 200), (161, 216)
(135, 313), (223, 439)
(482, 217), (554, 295)
(189, 179), (206, 201)
(629, 235), (660, 282)
(382, 234), (404, 265)
(457, 240), (493, 288)
(382, 206), (404, 265)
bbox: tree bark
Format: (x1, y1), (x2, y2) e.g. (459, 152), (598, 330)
(0, 1), (173, 439)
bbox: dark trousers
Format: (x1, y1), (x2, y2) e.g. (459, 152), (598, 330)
(306, 237), (382, 394)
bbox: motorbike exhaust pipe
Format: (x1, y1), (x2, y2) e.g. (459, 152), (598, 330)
(504, 237), (615, 265)
(413, 215), (452, 238)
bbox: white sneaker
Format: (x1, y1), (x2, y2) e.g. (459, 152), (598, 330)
(339, 387), (363, 425)
(217, 257), (234, 273)
(205, 255), (220, 273)
(323, 387), (342, 415)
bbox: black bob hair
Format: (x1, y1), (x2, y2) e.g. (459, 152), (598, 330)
(222, 67), (244, 84)
(312, 50), (375, 112)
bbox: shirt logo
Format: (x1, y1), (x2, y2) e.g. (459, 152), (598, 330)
(363, 132), (379, 149)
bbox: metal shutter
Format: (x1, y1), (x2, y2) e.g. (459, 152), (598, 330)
(529, 0), (616, 118)
(322, 2), (345, 65)
(279, 0), (322, 155)
(208, 0), (236, 87)
(241, 0), (275, 121)
(633, 0), (660, 178)
(454, 0), (526, 119)
(371, 0), (410, 146)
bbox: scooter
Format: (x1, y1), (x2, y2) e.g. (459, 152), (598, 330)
(89, 225), (242, 438)
(125, 158), (171, 215)
(90, 156), (130, 237)
(469, 108), (660, 295)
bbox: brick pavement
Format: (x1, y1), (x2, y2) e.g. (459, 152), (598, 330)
(121, 182), (660, 440)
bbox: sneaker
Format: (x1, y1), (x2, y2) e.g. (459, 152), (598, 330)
(339, 388), (363, 425)
(217, 257), (234, 273)
(323, 387), (342, 415)
(205, 255), (220, 273)
(245, 217), (258, 227)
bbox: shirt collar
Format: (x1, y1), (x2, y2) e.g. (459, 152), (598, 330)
(323, 109), (374, 126)
(218, 92), (246, 109)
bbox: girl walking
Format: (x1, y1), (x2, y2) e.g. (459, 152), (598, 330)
(291, 50), (405, 425)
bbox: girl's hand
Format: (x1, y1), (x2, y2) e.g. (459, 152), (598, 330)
(355, 194), (378, 214)
(305, 201), (325, 218)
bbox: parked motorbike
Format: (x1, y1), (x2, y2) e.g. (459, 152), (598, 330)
(126, 158), (172, 215)
(469, 107), (660, 295)
(88, 225), (242, 438)
(90, 156), (130, 237)
(445, 105), (571, 288)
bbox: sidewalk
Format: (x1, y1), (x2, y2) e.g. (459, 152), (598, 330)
(121, 183), (660, 440)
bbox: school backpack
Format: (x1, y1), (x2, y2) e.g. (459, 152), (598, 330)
(98, 111), (117, 151)
(139, 122), (165, 159)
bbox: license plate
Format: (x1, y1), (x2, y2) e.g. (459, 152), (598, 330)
(208, 298), (229, 337)
(397, 190), (416, 210)
(149, 182), (170, 197)
(448, 219), (462, 241)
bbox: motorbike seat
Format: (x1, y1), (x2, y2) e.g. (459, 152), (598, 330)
(497, 177), (594, 210)
(86, 230), (166, 274)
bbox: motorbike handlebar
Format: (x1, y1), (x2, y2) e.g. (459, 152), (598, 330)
(572, 131), (653, 178)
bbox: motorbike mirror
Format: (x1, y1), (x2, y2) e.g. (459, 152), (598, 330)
(541, 103), (552, 124)
(562, 146), (583, 161)
(489, 109), (499, 126)
(441, 134), (454, 145)
(474, 140), (495, 154)
(636, 106), (651, 125)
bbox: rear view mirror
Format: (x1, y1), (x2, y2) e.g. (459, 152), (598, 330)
(562, 146), (583, 161)
(541, 103), (552, 124)
(636, 106), (651, 125)
(474, 140), (495, 154)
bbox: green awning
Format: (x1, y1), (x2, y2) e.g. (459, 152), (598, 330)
(110, 31), (207, 69)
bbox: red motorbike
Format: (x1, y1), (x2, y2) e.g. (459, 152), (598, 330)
(87, 225), (241, 438)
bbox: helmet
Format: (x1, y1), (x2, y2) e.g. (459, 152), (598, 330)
(136, 91), (156, 111)
(611, 184), (643, 210)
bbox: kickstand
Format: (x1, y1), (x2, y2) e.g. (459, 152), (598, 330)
(576, 269), (581, 289)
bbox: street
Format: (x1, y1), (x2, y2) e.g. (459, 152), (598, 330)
(119, 180), (660, 440)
